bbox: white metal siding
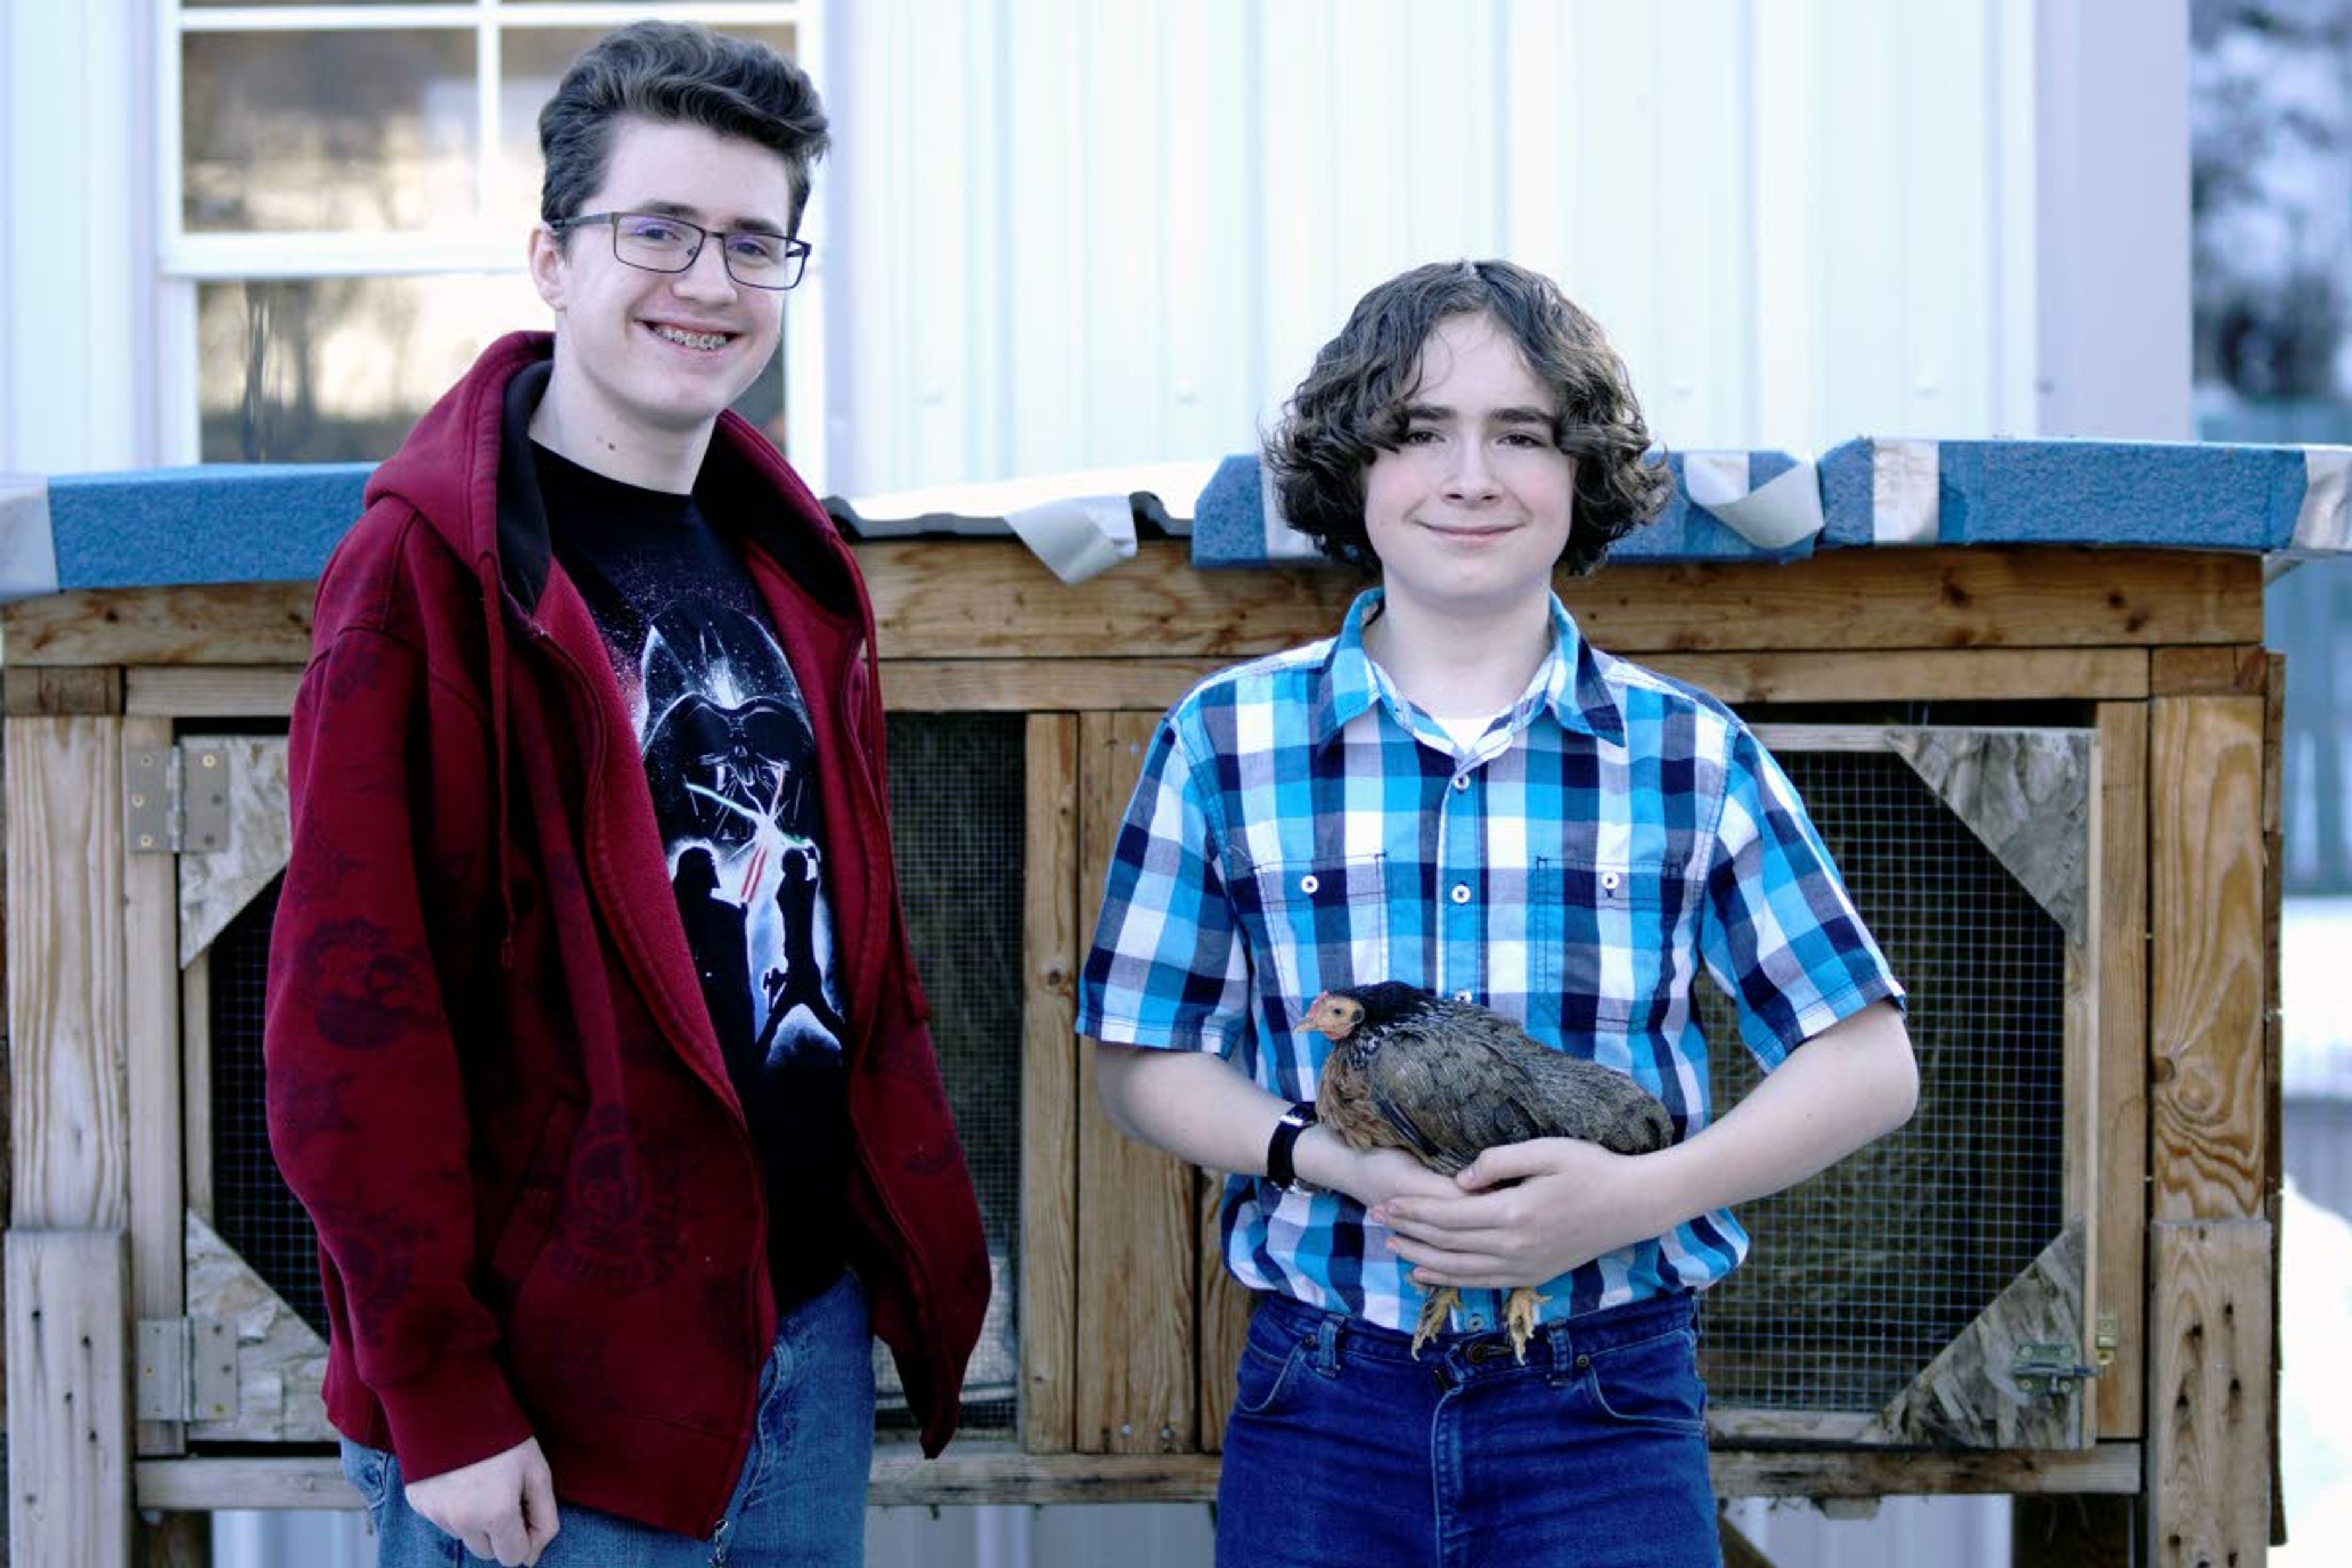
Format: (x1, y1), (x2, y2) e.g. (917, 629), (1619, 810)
(823, 0), (2043, 496)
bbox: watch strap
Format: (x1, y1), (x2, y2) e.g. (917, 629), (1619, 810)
(1265, 1099), (1319, 1191)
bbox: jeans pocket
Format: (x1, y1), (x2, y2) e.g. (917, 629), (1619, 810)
(1232, 1324), (1314, 1419)
(1581, 1327), (1708, 1434)
(337, 1438), (394, 1515)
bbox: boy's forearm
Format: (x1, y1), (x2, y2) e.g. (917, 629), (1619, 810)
(1638, 1000), (1918, 1237)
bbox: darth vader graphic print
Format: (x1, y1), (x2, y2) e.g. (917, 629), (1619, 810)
(535, 445), (854, 1302)
(639, 601), (848, 1068)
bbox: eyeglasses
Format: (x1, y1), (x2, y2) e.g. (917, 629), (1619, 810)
(551, 211), (811, 291)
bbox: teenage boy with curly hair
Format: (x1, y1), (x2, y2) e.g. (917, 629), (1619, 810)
(1082, 259), (1918, 1566)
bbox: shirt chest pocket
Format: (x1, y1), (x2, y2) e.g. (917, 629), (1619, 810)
(1241, 854), (1392, 1021)
(1532, 857), (1681, 1035)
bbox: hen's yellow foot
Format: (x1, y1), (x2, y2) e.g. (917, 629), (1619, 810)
(1506, 1286), (1549, 1363)
(1411, 1286), (1461, 1359)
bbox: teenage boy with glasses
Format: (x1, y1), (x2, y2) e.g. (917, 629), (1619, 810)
(264, 22), (989, 1566)
(1081, 259), (1918, 1566)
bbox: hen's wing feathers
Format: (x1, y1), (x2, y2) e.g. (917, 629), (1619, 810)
(1360, 1005), (1675, 1166)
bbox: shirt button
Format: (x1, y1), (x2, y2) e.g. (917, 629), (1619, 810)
(1600, 871), (1621, 892)
(1450, 774), (1469, 792)
(1453, 990), (1473, 1003)
(1469, 1314), (1487, 1330)
(1300, 873), (1321, 895)
(1450, 883), (1471, 905)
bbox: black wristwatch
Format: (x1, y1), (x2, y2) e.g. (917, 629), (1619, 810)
(1265, 1099), (1321, 1194)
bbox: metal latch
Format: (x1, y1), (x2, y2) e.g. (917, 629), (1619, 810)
(2012, 1341), (2102, 1399)
(126, 741), (231, 855)
(2094, 1311), (2119, 1368)
(135, 1317), (238, 1422)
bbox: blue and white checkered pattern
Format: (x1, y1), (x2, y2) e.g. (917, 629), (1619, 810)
(1078, 589), (1904, 1334)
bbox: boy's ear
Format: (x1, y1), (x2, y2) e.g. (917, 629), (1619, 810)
(528, 225), (569, 312)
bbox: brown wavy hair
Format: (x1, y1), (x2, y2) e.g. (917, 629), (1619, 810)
(1265, 260), (1669, 575)
(540, 22), (829, 238)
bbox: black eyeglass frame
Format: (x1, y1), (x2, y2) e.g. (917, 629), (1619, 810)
(549, 210), (812, 291)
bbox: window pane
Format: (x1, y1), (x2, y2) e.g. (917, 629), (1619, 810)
(494, 25), (799, 219)
(198, 275), (792, 464)
(183, 30), (476, 232)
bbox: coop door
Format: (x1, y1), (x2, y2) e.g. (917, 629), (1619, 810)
(148, 717), (1033, 1450)
(1697, 724), (2112, 1450)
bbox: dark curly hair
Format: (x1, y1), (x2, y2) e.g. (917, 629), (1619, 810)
(1265, 260), (1669, 575)
(540, 22), (829, 239)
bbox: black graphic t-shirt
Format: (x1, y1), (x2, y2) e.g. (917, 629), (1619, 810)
(538, 443), (850, 1306)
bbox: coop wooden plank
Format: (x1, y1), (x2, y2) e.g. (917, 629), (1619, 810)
(2012, 1496), (2136, 1567)
(883, 660), (1227, 714)
(2149, 696), (2267, 1221)
(180, 958), (216, 1222)
(6, 716), (130, 1228)
(2261, 649), (2287, 1550)
(1073, 711), (1197, 1453)
(1019, 716), (1080, 1453)
(1645, 647), (2149, 703)
(7, 1229), (132, 1568)
(2093, 702), (2148, 1439)
(2, 666), (124, 716)
(1196, 1169), (1250, 1453)
(2149, 643), (2269, 696)
(858, 544), (2260, 659)
(124, 668), (301, 719)
(1, 584), (316, 668)
(2147, 1218), (2272, 1568)
(122, 717), (186, 1459)
(131, 1438), (2145, 1512)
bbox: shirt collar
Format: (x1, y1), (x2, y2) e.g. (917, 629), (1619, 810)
(1310, 589), (1626, 750)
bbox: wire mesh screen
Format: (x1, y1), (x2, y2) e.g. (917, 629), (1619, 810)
(208, 873), (330, 1336)
(1695, 742), (2068, 1416)
(202, 714), (1028, 1434)
(875, 712), (1025, 1433)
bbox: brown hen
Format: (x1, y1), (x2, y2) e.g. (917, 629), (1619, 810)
(1296, 981), (1675, 1360)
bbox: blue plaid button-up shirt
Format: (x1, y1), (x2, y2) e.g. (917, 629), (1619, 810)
(1078, 589), (1904, 1333)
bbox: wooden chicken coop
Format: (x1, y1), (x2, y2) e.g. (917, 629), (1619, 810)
(0, 437), (2321, 1566)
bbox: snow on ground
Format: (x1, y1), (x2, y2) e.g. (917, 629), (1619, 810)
(2277, 1176), (2352, 1564)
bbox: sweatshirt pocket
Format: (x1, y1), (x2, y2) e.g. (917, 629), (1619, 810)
(486, 1095), (584, 1292)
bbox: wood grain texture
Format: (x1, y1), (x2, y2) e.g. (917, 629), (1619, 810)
(1073, 712), (1197, 1453)
(2261, 649), (2287, 1551)
(114, 647), (2154, 723)
(2150, 643), (2269, 696)
(2094, 702), (2149, 1440)
(2147, 1218), (2272, 1568)
(1878, 1219), (2089, 1449)
(3, 667), (124, 717)
(1195, 1169), (1250, 1453)
(122, 717), (186, 1460)
(183, 1213), (330, 1442)
(1019, 716), (1079, 1453)
(132, 1439), (2148, 1512)
(124, 668), (301, 720)
(7, 716), (130, 1229)
(2149, 696), (2267, 1222)
(3, 546), (2258, 668)
(7, 1228), (132, 1568)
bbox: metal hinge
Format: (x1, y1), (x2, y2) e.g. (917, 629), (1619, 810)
(2012, 1341), (2103, 1399)
(135, 1317), (238, 1422)
(126, 741), (231, 855)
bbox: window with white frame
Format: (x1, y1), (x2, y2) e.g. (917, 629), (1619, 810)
(164, 1), (824, 474)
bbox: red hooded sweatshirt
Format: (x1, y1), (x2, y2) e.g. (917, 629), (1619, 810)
(263, 333), (991, 1536)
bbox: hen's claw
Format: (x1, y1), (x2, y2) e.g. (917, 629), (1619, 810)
(1506, 1286), (1549, 1363)
(1410, 1286), (1460, 1359)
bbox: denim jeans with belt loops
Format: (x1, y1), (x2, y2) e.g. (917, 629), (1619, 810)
(1215, 1288), (1720, 1568)
(341, 1268), (874, 1567)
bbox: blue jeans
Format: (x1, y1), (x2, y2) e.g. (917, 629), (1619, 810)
(1216, 1289), (1719, 1568)
(343, 1270), (875, 1566)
